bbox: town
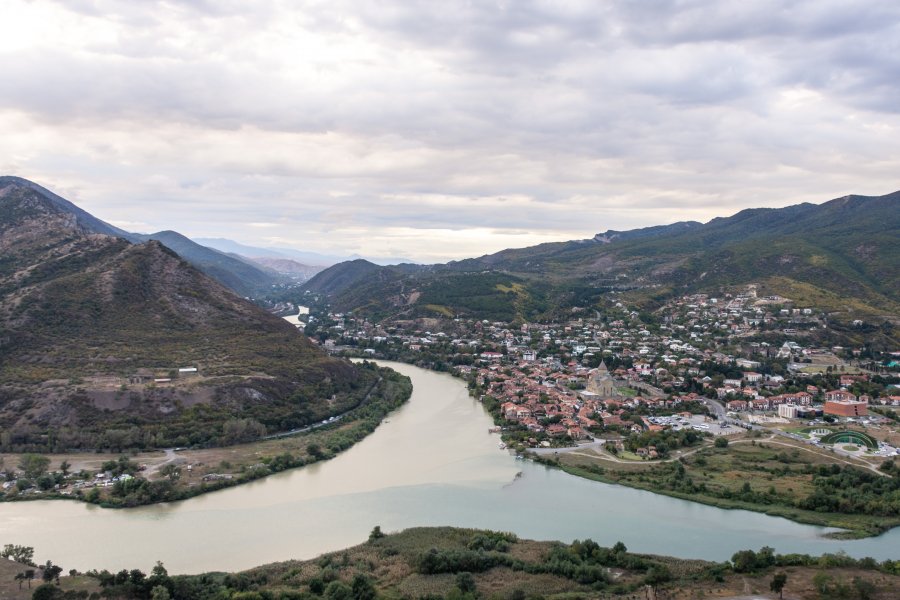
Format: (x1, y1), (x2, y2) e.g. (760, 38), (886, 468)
(296, 285), (900, 461)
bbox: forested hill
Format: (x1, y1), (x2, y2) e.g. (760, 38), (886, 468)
(0, 178), (376, 451)
(302, 190), (900, 328)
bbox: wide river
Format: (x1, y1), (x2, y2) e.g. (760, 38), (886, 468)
(1, 361), (897, 574)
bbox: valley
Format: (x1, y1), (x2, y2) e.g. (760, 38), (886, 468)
(6, 2), (900, 596)
(1, 180), (898, 598)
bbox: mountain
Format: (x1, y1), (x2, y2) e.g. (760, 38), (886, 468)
(195, 238), (417, 267)
(194, 238), (336, 264)
(0, 176), (130, 238)
(130, 230), (283, 297)
(246, 256), (324, 280)
(306, 191), (900, 329)
(592, 221), (702, 243)
(0, 178), (284, 297)
(0, 178), (379, 452)
(301, 259), (560, 322)
(302, 259), (385, 295)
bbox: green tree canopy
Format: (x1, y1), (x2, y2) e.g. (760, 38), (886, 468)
(770, 572), (787, 599)
(18, 454), (50, 479)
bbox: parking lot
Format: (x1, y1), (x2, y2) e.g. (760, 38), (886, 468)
(644, 413), (741, 436)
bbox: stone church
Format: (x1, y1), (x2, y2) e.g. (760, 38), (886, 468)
(585, 361), (621, 398)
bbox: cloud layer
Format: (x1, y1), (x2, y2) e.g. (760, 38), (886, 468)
(2, 0), (899, 262)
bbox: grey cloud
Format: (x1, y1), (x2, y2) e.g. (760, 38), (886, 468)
(2, 0), (899, 261)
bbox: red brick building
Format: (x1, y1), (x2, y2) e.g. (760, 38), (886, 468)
(824, 392), (868, 417)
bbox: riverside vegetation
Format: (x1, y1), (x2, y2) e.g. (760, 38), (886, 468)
(0, 363), (411, 507)
(2, 527), (899, 600)
(543, 436), (899, 539)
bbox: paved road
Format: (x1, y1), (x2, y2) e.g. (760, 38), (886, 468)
(261, 376), (383, 441)
(701, 396), (727, 419)
(261, 415), (345, 441)
(529, 439), (609, 456)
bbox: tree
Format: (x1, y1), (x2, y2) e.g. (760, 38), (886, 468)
(59, 461), (71, 477)
(151, 586), (172, 600)
(151, 561), (168, 578)
(324, 581), (352, 600)
(42, 561), (63, 585)
(309, 578), (325, 595)
(351, 574), (376, 600)
(160, 464), (181, 482)
(770, 572), (787, 599)
(368, 526), (385, 541)
(1, 544), (35, 566)
(307, 443), (326, 460)
(714, 436), (729, 448)
(456, 572), (476, 594)
(32, 583), (60, 600)
(853, 577), (876, 600)
(14, 573), (24, 590)
(18, 454), (51, 480)
(24, 569), (35, 589)
(814, 573), (831, 594)
(731, 550), (757, 573)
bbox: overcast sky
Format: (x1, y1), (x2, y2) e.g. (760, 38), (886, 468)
(2, 1), (899, 263)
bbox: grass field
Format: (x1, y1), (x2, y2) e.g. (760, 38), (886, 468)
(0, 559), (99, 600)
(550, 435), (899, 538)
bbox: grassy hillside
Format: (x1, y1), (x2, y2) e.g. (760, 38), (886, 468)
(34, 527), (900, 600)
(0, 180), (379, 452)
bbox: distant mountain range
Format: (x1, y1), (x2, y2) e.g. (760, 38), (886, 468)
(194, 237), (416, 268)
(245, 256), (324, 279)
(0, 176), (377, 451)
(4, 175), (897, 344)
(302, 191), (900, 335)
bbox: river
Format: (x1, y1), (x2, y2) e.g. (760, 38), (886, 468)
(283, 305), (310, 327)
(0, 361), (897, 574)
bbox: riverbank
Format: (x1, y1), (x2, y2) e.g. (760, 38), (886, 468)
(4, 360), (900, 572)
(339, 351), (899, 540)
(0, 364), (412, 508)
(533, 435), (899, 540)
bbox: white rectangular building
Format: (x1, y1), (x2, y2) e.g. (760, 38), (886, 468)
(777, 404), (799, 419)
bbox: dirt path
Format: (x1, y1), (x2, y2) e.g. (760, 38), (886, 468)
(142, 448), (186, 479)
(555, 435), (889, 478)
